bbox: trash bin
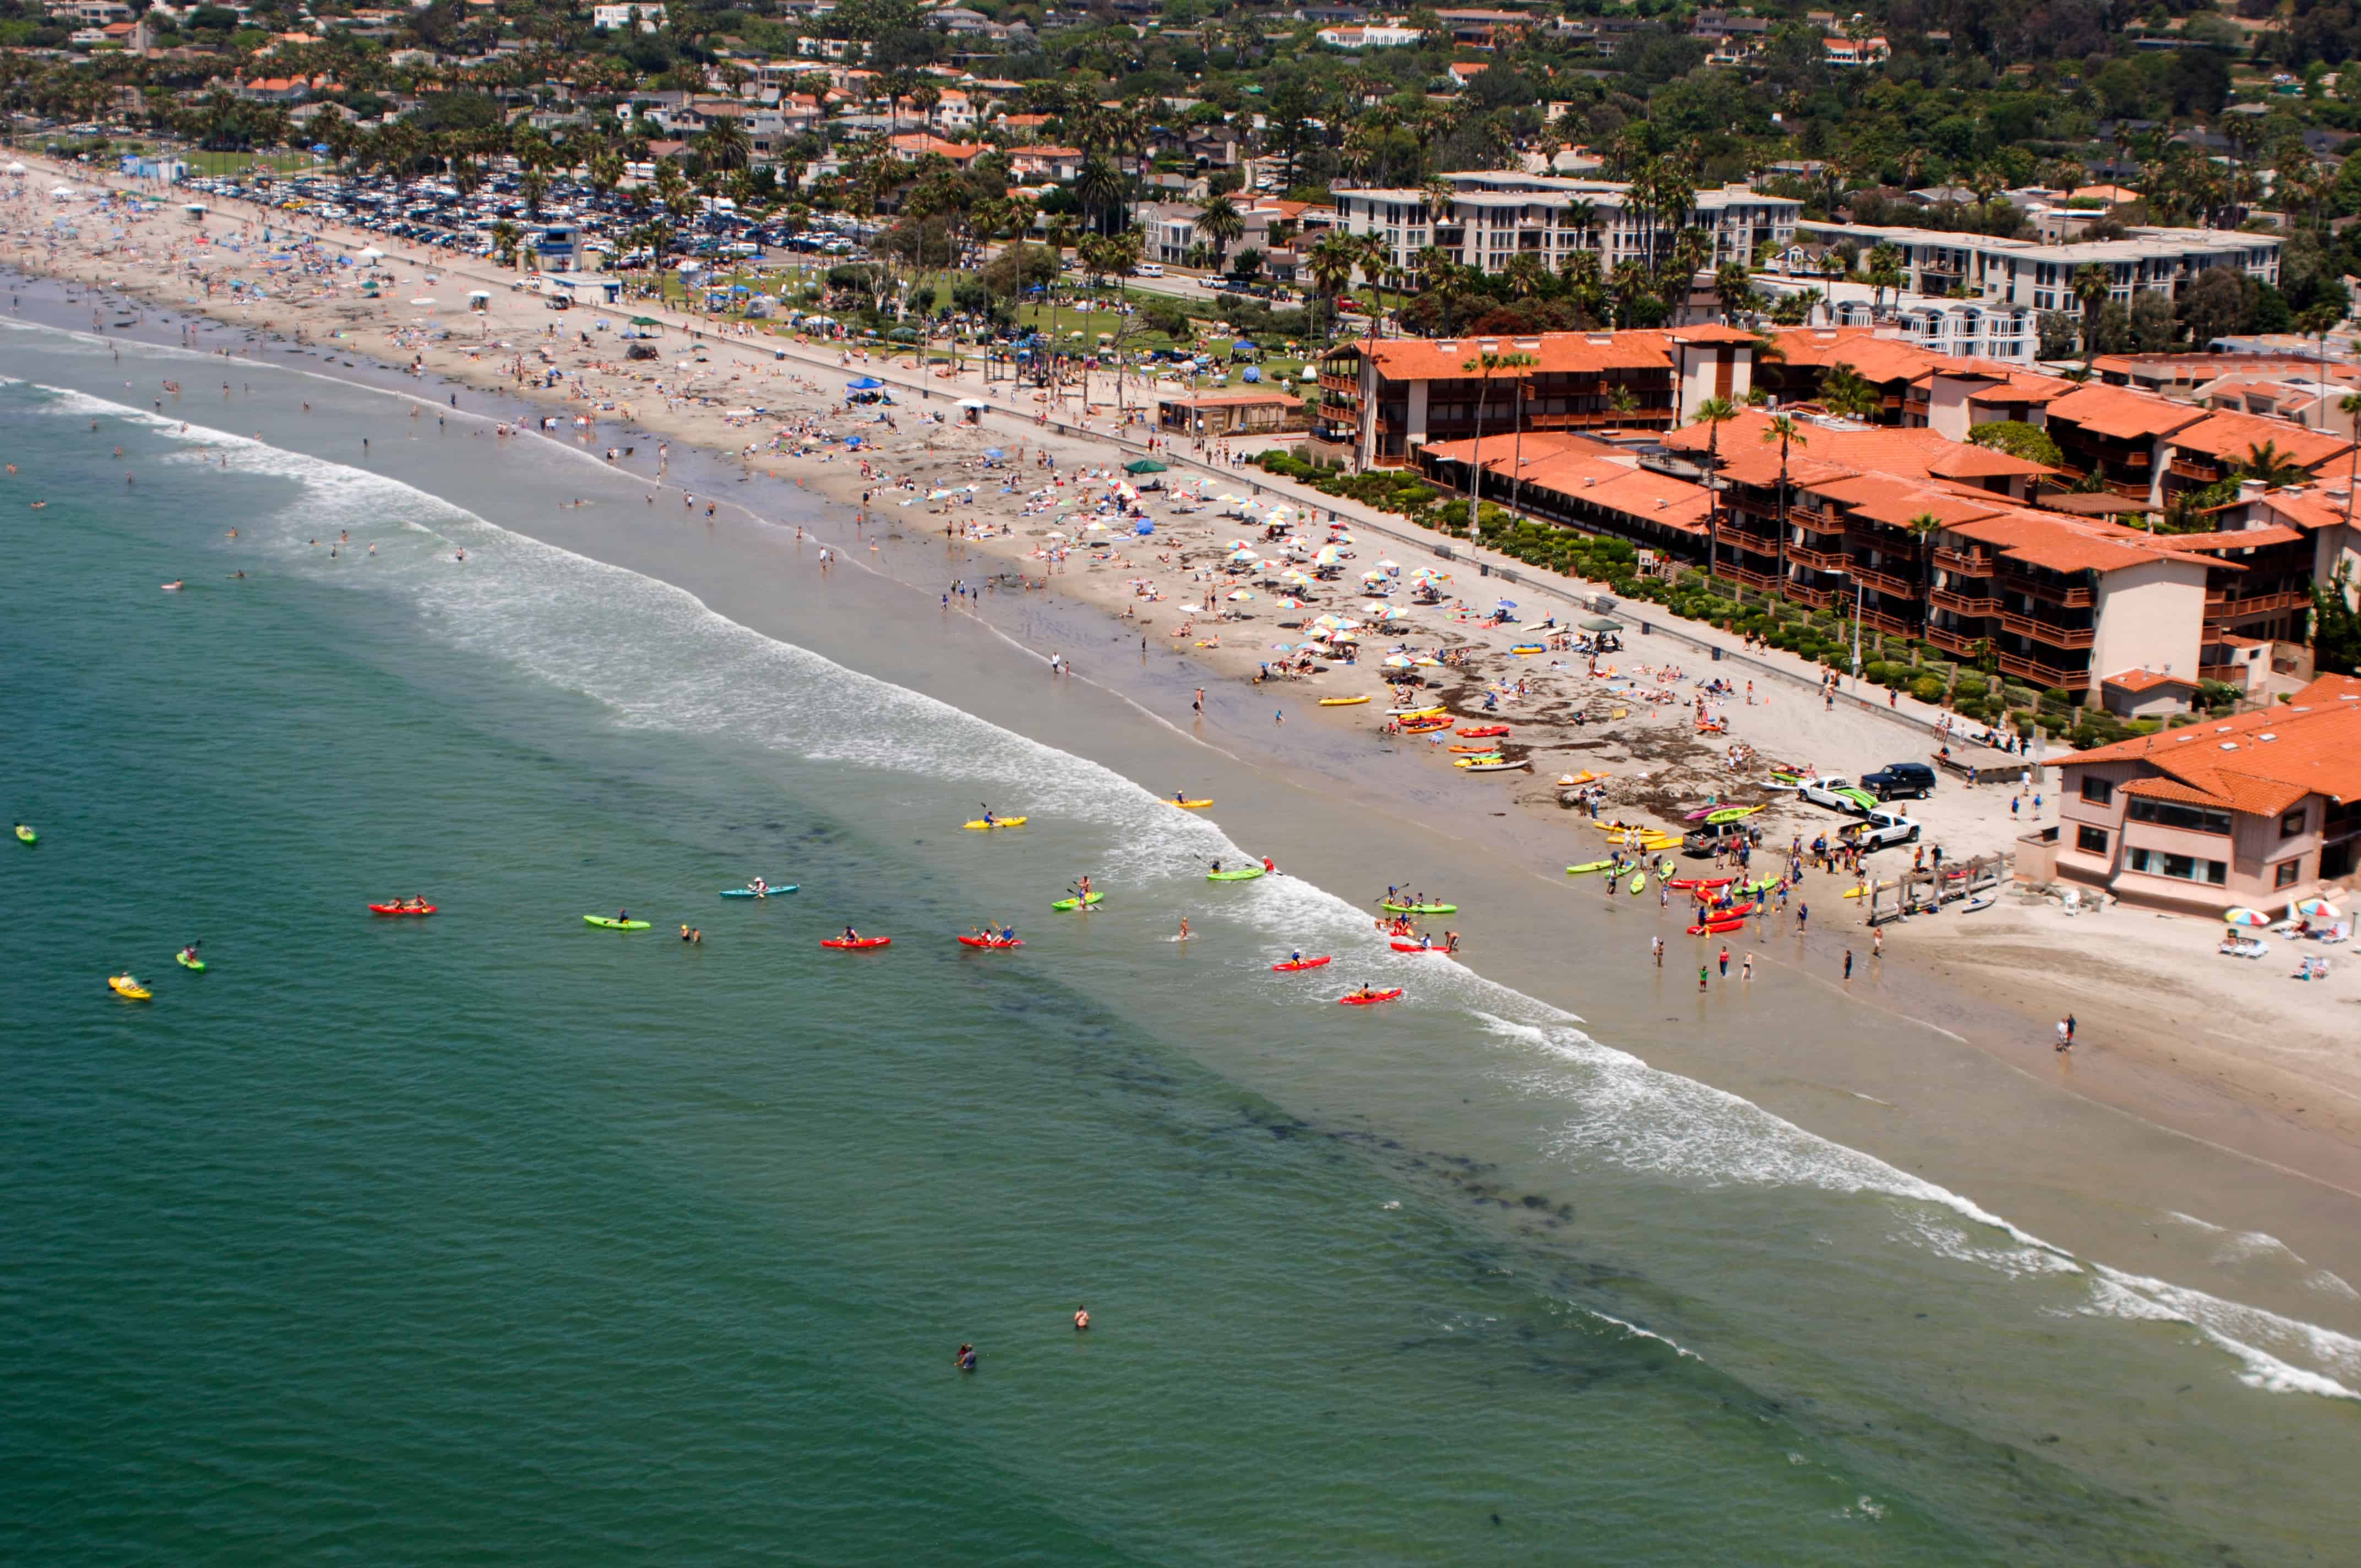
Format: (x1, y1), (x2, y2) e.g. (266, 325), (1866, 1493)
(1711, 645), (1722, 661)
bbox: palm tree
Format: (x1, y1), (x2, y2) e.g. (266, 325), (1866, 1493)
(1306, 231), (1357, 340)
(1713, 260), (1752, 324)
(1694, 395), (1738, 578)
(1503, 251), (1549, 302)
(1818, 248), (1848, 323)
(2071, 264), (2113, 373)
(1558, 249), (1604, 328)
(698, 112), (751, 175)
(1865, 242), (1902, 313)
(1459, 350), (1535, 535)
(1608, 260), (1651, 328)
(1761, 413), (1808, 590)
(2295, 303), (2341, 394)
(1075, 156), (1126, 237)
(2342, 391), (2361, 536)
(1820, 362), (1883, 421)
(1354, 232), (1390, 342)
(2239, 441), (2312, 488)
(1193, 194), (1245, 272)
(489, 219), (521, 270)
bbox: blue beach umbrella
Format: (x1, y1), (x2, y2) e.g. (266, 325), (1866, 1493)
(847, 377), (883, 390)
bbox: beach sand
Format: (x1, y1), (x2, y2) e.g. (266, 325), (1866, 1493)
(12, 162), (2361, 1216)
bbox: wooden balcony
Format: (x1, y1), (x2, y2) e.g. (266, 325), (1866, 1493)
(1318, 372), (1361, 399)
(1721, 529), (1781, 560)
(1859, 604), (1918, 637)
(2206, 587), (2310, 619)
(1787, 542), (1847, 573)
(1999, 609), (2096, 649)
(2168, 458), (2222, 483)
(1999, 649), (2091, 690)
(2000, 574), (2095, 609)
(1933, 546), (1994, 576)
(1789, 501), (1839, 529)
(1787, 581), (1838, 609)
(1717, 562), (1783, 591)
(1923, 623), (1986, 658)
(1930, 586), (1999, 616)
(1850, 563), (1921, 599)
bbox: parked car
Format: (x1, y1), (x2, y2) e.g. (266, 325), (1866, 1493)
(1862, 761), (1937, 801)
(1840, 808), (1921, 851)
(1680, 819), (1755, 857)
(1795, 774), (1878, 815)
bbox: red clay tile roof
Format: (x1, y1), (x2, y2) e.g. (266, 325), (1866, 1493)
(2167, 409), (2354, 471)
(1666, 324), (1761, 345)
(2059, 700), (2361, 814)
(2046, 383), (2207, 442)
(2103, 668), (2200, 694)
(2161, 525), (2310, 551)
(1358, 331), (1671, 379)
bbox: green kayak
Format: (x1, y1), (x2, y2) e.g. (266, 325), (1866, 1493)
(584, 916), (652, 930)
(1627, 873), (1646, 894)
(176, 951), (205, 972)
(1207, 868), (1265, 883)
(1051, 892), (1104, 911)
(1565, 861), (1616, 875)
(12, 824), (33, 845)
(1381, 900), (1456, 914)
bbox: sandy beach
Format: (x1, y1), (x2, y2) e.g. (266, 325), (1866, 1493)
(13, 160), (2361, 1210)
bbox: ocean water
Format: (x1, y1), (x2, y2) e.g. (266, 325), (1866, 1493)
(5, 323), (2361, 1564)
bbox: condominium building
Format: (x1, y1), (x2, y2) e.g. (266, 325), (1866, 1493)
(1796, 222), (2281, 311)
(1314, 324), (1755, 468)
(2047, 671), (2361, 915)
(1336, 171), (1802, 279)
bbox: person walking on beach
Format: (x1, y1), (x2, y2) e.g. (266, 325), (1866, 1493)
(2055, 1018), (2071, 1053)
(1699, 963), (1710, 992)
(1796, 901), (1808, 934)
(1651, 935), (1663, 967)
(1843, 949), (1853, 982)
(1742, 952), (1753, 981)
(1718, 945), (1729, 978)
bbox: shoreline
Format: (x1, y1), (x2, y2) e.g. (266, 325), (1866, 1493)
(13, 171), (2361, 1274)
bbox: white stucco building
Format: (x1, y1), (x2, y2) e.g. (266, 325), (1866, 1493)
(1336, 171), (1802, 277)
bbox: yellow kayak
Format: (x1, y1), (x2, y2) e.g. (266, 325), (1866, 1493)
(1559, 770), (1606, 787)
(1167, 798), (1213, 809)
(962, 816), (1029, 830)
(108, 974), (151, 1000)
(1318, 695), (1370, 706)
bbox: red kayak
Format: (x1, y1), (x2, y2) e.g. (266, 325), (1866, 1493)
(956, 935), (1024, 948)
(1271, 956), (1332, 972)
(1687, 918), (1747, 935)
(1389, 940), (1453, 954)
(1667, 876), (1734, 891)
(1338, 988), (1405, 1005)
(368, 903), (437, 916)
(820, 937), (892, 950)
(1456, 725), (1508, 738)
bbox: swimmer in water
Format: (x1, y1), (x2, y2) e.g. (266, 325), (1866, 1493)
(1177, 916), (1190, 941)
(1074, 1306), (1090, 1332)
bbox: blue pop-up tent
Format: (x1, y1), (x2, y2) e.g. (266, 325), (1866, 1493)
(846, 377), (883, 390)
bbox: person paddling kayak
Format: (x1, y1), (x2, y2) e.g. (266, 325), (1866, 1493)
(179, 941), (201, 965)
(842, 925), (862, 944)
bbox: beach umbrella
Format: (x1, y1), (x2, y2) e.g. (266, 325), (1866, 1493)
(2223, 908), (2271, 927)
(1375, 558), (1400, 572)
(1382, 654), (1413, 668)
(957, 398), (987, 410)
(1124, 458), (1168, 473)
(846, 377), (883, 390)
(1497, 598), (1519, 608)
(1279, 597), (1304, 608)
(1315, 546), (1342, 565)
(2296, 898), (2341, 919)
(984, 448), (1005, 459)
(1227, 589), (1255, 601)
(1580, 617), (1625, 633)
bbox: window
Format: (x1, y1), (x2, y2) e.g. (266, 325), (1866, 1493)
(2126, 848), (2228, 885)
(2077, 825), (2110, 856)
(2080, 776), (2113, 805)
(2281, 808), (2307, 840)
(2275, 859), (2303, 889)
(2126, 797), (2232, 835)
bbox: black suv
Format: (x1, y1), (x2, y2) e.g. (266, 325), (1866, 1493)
(1861, 761), (1937, 801)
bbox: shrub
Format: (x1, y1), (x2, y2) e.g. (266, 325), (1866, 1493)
(1910, 675), (1944, 704)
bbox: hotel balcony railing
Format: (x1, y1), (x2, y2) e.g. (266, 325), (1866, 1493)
(1998, 649), (2091, 689)
(1786, 582), (1838, 609)
(1932, 546), (1994, 576)
(1787, 543), (1848, 573)
(1998, 609), (2096, 649)
(1929, 586), (1999, 617)
(1999, 574), (2095, 609)
(2168, 457), (2222, 483)
(1923, 623), (1986, 658)
(2206, 586), (2310, 619)
(1849, 563), (1921, 599)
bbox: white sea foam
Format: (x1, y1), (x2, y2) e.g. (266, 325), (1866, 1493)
(1587, 1309), (1704, 1360)
(21, 368), (2361, 1406)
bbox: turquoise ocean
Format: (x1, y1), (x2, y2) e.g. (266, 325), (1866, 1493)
(4, 317), (2360, 1564)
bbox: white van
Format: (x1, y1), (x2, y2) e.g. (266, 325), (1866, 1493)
(1133, 262), (1164, 277)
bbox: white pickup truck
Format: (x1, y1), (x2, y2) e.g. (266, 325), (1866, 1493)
(1785, 774), (1880, 815)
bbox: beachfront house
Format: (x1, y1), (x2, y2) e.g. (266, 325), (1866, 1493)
(2049, 673), (2361, 915)
(1154, 391), (1308, 439)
